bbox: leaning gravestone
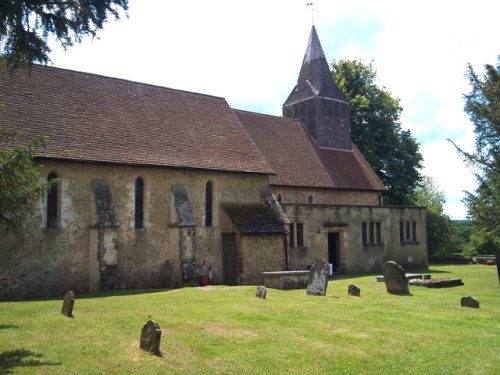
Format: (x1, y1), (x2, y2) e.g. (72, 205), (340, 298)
(461, 296), (480, 309)
(61, 291), (75, 317)
(306, 258), (329, 296)
(256, 286), (267, 299)
(140, 320), (162, 355)
(348, 284), (361, 297)
(381, 261), (409, 294)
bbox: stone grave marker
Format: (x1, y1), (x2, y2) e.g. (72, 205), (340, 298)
(461, 296), (480, 309)
(61, 291), (75, 317)
(381, 261), (409, 294)
(348, 284), (360, 297)
(140, 320), (161, 355)
(306, 258), (329, 296)
(181, 260), (198, 284)
(256, 286), (267, 299)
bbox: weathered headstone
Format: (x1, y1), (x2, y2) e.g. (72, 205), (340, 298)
(306, 258), (329, 296)
(348, 284), (360, 297)
(496, 248), (500, 284)
(181, 260), (198, 284)
(381, 261), (409, 294)
(140, 320), (161, 355)
(256, 286), (267, 299)
(461, 296), (480, 309)
(61, 291), (75, 317)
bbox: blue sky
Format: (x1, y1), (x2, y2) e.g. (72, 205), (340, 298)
(49, 0), (500, 219)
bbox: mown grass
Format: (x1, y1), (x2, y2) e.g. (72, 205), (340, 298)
(1, 264), (499, 374)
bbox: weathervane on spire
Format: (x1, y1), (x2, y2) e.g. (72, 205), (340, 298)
(307, 2), (315, 25)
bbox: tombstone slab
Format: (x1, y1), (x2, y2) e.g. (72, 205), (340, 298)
(61, 291), (75, 317)
(461, 296), (480, 308)
(306, 258), (329, 296)
(140, 320), (161, 355)
(381, 261), (409, 294)
(348, 284), (360, 297)
(256, 286), (267, 299)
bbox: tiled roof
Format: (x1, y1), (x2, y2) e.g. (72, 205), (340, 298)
(222, 204), (286, 235)
(234, 110), (335, 188)
(234, 109), (385, 191)
(0, 65), (273, 174)
(284, 26), (348, 106)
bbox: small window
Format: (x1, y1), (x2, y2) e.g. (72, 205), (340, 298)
(47, 172), (58, 228)
(412, 221), (417, 242)
(362, 221), (382, 245)
(334, 102), (341, 117)
(205, 181), (213, 227)
(399, 221), (404, 243)
(277, 194), (282, 204)
(405, 221), (411, 242)
(289, 223), (295, 248)
(307, 195), (313, 205)
(296, 223), (304, 247)
(134, 177), (144, 229)
(400, 221), (418, 243)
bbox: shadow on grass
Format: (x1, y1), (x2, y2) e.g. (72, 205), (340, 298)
(77, 288), (168, 299)
(0, 325), (18, 330)
(0, 349), (60, 375)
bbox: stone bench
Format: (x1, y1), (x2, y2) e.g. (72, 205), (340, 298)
(376, 273), (431, 282)
(263, 270), (310, 290)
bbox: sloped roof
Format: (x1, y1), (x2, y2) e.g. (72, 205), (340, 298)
(234, 110), (334, 188)
(284, 26), (348, 106)
(222, 204), (286, 235)
(234, 109), (385, 191)
(0, 65), (273, 175)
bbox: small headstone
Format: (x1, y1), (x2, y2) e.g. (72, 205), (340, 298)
(181, 260), (198, 283)
(461, 296), (480, 309)
(381, 261), (409, 294)
(140, 320), (161, 355)
(256, 286), (267, 299)
(61, 291), (75, 317)
(348, 284), (360, 297)
(306, 258), (329, 296)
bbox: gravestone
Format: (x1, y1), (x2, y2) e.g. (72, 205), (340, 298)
(181, 260), (198, 284)
(306, 258), (329, 296)
(256, 286), (267, 299)
(461, 296), (480, 309)
(348, 284), (360, 297)
(140, 320), (161, 355)
(61, 291), (75, 317)
(496, 249), (500, 284)
(381, 261), (409, 294)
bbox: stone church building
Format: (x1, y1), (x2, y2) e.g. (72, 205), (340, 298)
(0, 27), (427, 300)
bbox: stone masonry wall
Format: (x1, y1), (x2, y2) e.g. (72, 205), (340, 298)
(0, 160), (269, 300)
(283, 204), (427, 274)
(272, 186), (380, 206)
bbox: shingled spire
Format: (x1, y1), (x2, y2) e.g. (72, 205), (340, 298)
(283, 26), (351, 151)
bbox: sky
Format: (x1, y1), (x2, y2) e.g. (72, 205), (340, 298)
(48, 0), (500, 220)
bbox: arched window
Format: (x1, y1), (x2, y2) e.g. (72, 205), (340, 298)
(135, 177), (144, 229)
(277, 194), (282, 203)
(308, 195), (313, 205)
(205, 181), (213, 227)
(47, 172), (58, 228)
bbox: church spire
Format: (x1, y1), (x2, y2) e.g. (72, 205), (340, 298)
(283, 26), (351, 151)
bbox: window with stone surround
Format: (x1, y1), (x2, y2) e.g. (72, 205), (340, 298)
(307, 195), (313, 204)
(400, 220), (418, 243)
(47, 172), (58, 228)
(289, 222), (304, 248)
(362, 221), (381, 245)
(134, 177), (144, 229)
(205, 181), (213, 227)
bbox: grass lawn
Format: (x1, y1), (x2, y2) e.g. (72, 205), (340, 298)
(1, 264), (499, 374)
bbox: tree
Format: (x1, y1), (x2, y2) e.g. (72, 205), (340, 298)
(414, 176), (455, 255)
(331, 60), (423, 205)
(0, 104), (51, 228)
(0, 0), (128, 71)
(451, 57), (500, 254)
